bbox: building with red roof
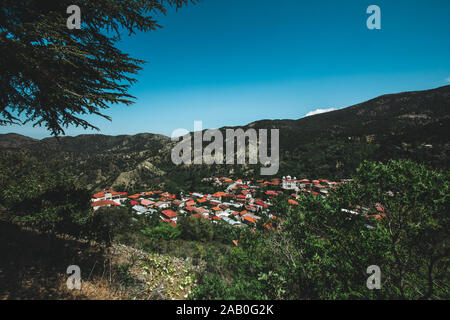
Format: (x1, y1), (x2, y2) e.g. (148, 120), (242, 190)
(184, 206), (196, 212)
(92, 190), (126, 203)
(254, 200), (268, 209)
(162, 209), (178, 219)
(91, 200), (120, 211)
(185, 200), (196, 207)
(243, 216), (256, 224)
(141, 199), (155, 207)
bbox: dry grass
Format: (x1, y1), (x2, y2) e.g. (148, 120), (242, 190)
(55, 275), (128, 300)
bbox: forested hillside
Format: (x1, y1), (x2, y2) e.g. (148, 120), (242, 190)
(1, 85), (449, 191)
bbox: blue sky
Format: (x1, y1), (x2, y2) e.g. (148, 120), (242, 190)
(2, 0), (450, 139)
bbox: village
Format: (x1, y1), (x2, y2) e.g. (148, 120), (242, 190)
(90, 175), (385, 230)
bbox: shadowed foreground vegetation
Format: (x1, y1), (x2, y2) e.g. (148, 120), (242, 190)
(0, 156), (449, 300)
(0, 220), (122, 299)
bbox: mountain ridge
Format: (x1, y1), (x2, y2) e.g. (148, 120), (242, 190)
(2, 85), (449, 143)
(1, 85), (449, 191)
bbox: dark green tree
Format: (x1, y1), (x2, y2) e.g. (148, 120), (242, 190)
(178, 215), (214, 242)
(0, 154), (92, 239)
(283, 160), (449, 299)
(90, 206), (133, 246)
(192, 160), (449, 300)
(0, 0), (195, 136)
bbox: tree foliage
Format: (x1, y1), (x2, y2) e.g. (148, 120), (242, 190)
(90, 206), (133, 246)
(192, 160), (449, 300)
(0, 154), (92, 238)
(0, 154), (137, 246)
(178, 216), (214, 242)
(0, 0), (195, 136)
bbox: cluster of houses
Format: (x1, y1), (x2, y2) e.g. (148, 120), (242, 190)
(90, 175), (383, 230)
(281, 175), (350, 197)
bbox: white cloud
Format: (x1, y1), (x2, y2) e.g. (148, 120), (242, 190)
(446, 77), (450, 82)
(305, 108), (337, 117)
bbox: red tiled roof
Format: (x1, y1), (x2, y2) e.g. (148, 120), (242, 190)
(141, 199), (155, 206)
(162, 209), (178, 219)
(212, 192), (227, 197)
(243, 216), (256, 223)
(254, 200), (268, 208)
(91, 200), (120, 208)
(93, 190), (120, 199)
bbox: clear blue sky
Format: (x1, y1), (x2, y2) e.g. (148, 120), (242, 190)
(2, 0), (450, 139)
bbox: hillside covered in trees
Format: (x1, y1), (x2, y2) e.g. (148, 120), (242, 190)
(0, 85), (449, 192)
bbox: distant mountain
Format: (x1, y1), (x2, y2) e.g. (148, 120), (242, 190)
(243, 85), (450, 178)
(0, 133), (38, 148)
(1, 85), (449, 191)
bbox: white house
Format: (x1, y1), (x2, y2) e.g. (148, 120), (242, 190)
(92, 190), (126, 203)
(282, 176), (297, 190)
